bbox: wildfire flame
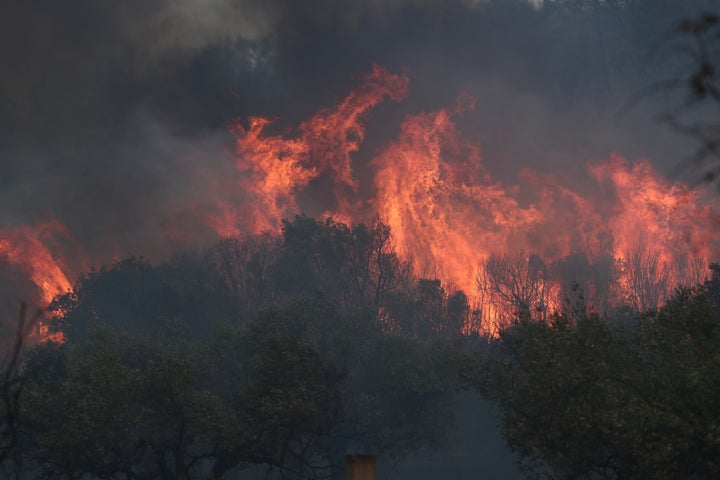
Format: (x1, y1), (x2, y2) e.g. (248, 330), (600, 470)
(219, 64), (409, 235)
(0, 221), (72, 342)
(3, 65), (719, 337)
(222, 66), (720, 330)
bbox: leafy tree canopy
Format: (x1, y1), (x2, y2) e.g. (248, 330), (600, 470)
(468, 278), (720, 479)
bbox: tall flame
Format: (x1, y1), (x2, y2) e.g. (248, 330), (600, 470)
(589, 156), (717, 265)
(371, 95), (543, 294)
(3, 66), (719, 338)
(222, 66), (720, 330)
(0, 221), (73, 341)
(219, 64), (409, 235)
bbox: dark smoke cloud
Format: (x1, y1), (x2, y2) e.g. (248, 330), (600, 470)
(0, 0), (717, 269)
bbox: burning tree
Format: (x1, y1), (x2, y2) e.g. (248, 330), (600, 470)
(618, 247), (674, 312)
(477, 252), (559, 330)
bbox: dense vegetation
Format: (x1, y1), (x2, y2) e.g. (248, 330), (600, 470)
(0, 214), (719, 479)
(467, 274), (720, 479)
(0, 216), (467, 479)
(3, 0), (720, 478)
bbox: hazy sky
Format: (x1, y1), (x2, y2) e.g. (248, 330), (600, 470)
(1, 0), (716, 261)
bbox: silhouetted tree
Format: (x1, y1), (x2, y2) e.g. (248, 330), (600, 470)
(271, 215), (412, 310)
(660, 11), (720, 181)
(246, 296), (459, 479)
(22, 327), (236, 479)
(49, 255), (240, 343)
(206, 232), (281, 316)
(383, 278), (469, 339)
(468, 282), (720, 478)
(478, 252), (556, 329)
(550, 251), (617, 314)
(0, 302), (40, 479)
(20, 319), (351, 480)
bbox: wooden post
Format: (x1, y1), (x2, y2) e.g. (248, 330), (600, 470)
(345, 454), (376, 480)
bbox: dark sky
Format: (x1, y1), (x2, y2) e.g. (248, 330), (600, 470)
(1, 0), (717, 263)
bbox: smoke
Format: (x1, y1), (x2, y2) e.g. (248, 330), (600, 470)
(0, 0), (717, 275)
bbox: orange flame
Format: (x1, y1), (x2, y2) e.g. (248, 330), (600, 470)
(222, 64), (409, 235)
(371, 96), (543, 297)
(588, 156), (718, 310)
(0, 221), (72, 342)
(5, 66), (717, 339)
(589, 155), (717, 265)
(221, 66), (720, 332)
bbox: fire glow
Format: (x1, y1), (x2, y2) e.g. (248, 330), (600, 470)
(0, 221), (72, 341)
(2, 65), (719, 337)
(222, 66), (719, 328)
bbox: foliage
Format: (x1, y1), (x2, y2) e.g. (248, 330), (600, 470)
(271, 215), (412, 310)
(244, 296), (460, 475)
(235, 332), (346, 478)
(206, 232), (281, 317)
(50, 216), (467, 343)
(49, 255), (240, 343)
(35, 214), (720, 479)
(17, 318), (355, 480)
(21, 328), (235, 479)
(469, 283), (720, 479)
(19, 300), (459, 478)
(383, 278), (469, 339)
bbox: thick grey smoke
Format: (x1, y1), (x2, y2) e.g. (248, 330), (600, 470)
(0, 0), (717, 268)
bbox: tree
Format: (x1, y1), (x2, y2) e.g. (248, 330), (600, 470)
(233, 331), (346, 479)
(21, 327), (237, 480)
(205, 232), (281, 317)
(619, 247), (673, 311)
(21, 307), (359, 479)
(468, 283), (720, 478)
(49, 255), (242, 343)
(657, 10), (720, 184)
(382, 278), (469, 339)
(245, 296), (459, 479)
(550, 251), (618, 314)
(0, 302), (41, 479)
(36, 217), (463, 478)
(478, 252), (556, 329)
(271, 215), (412, 310)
